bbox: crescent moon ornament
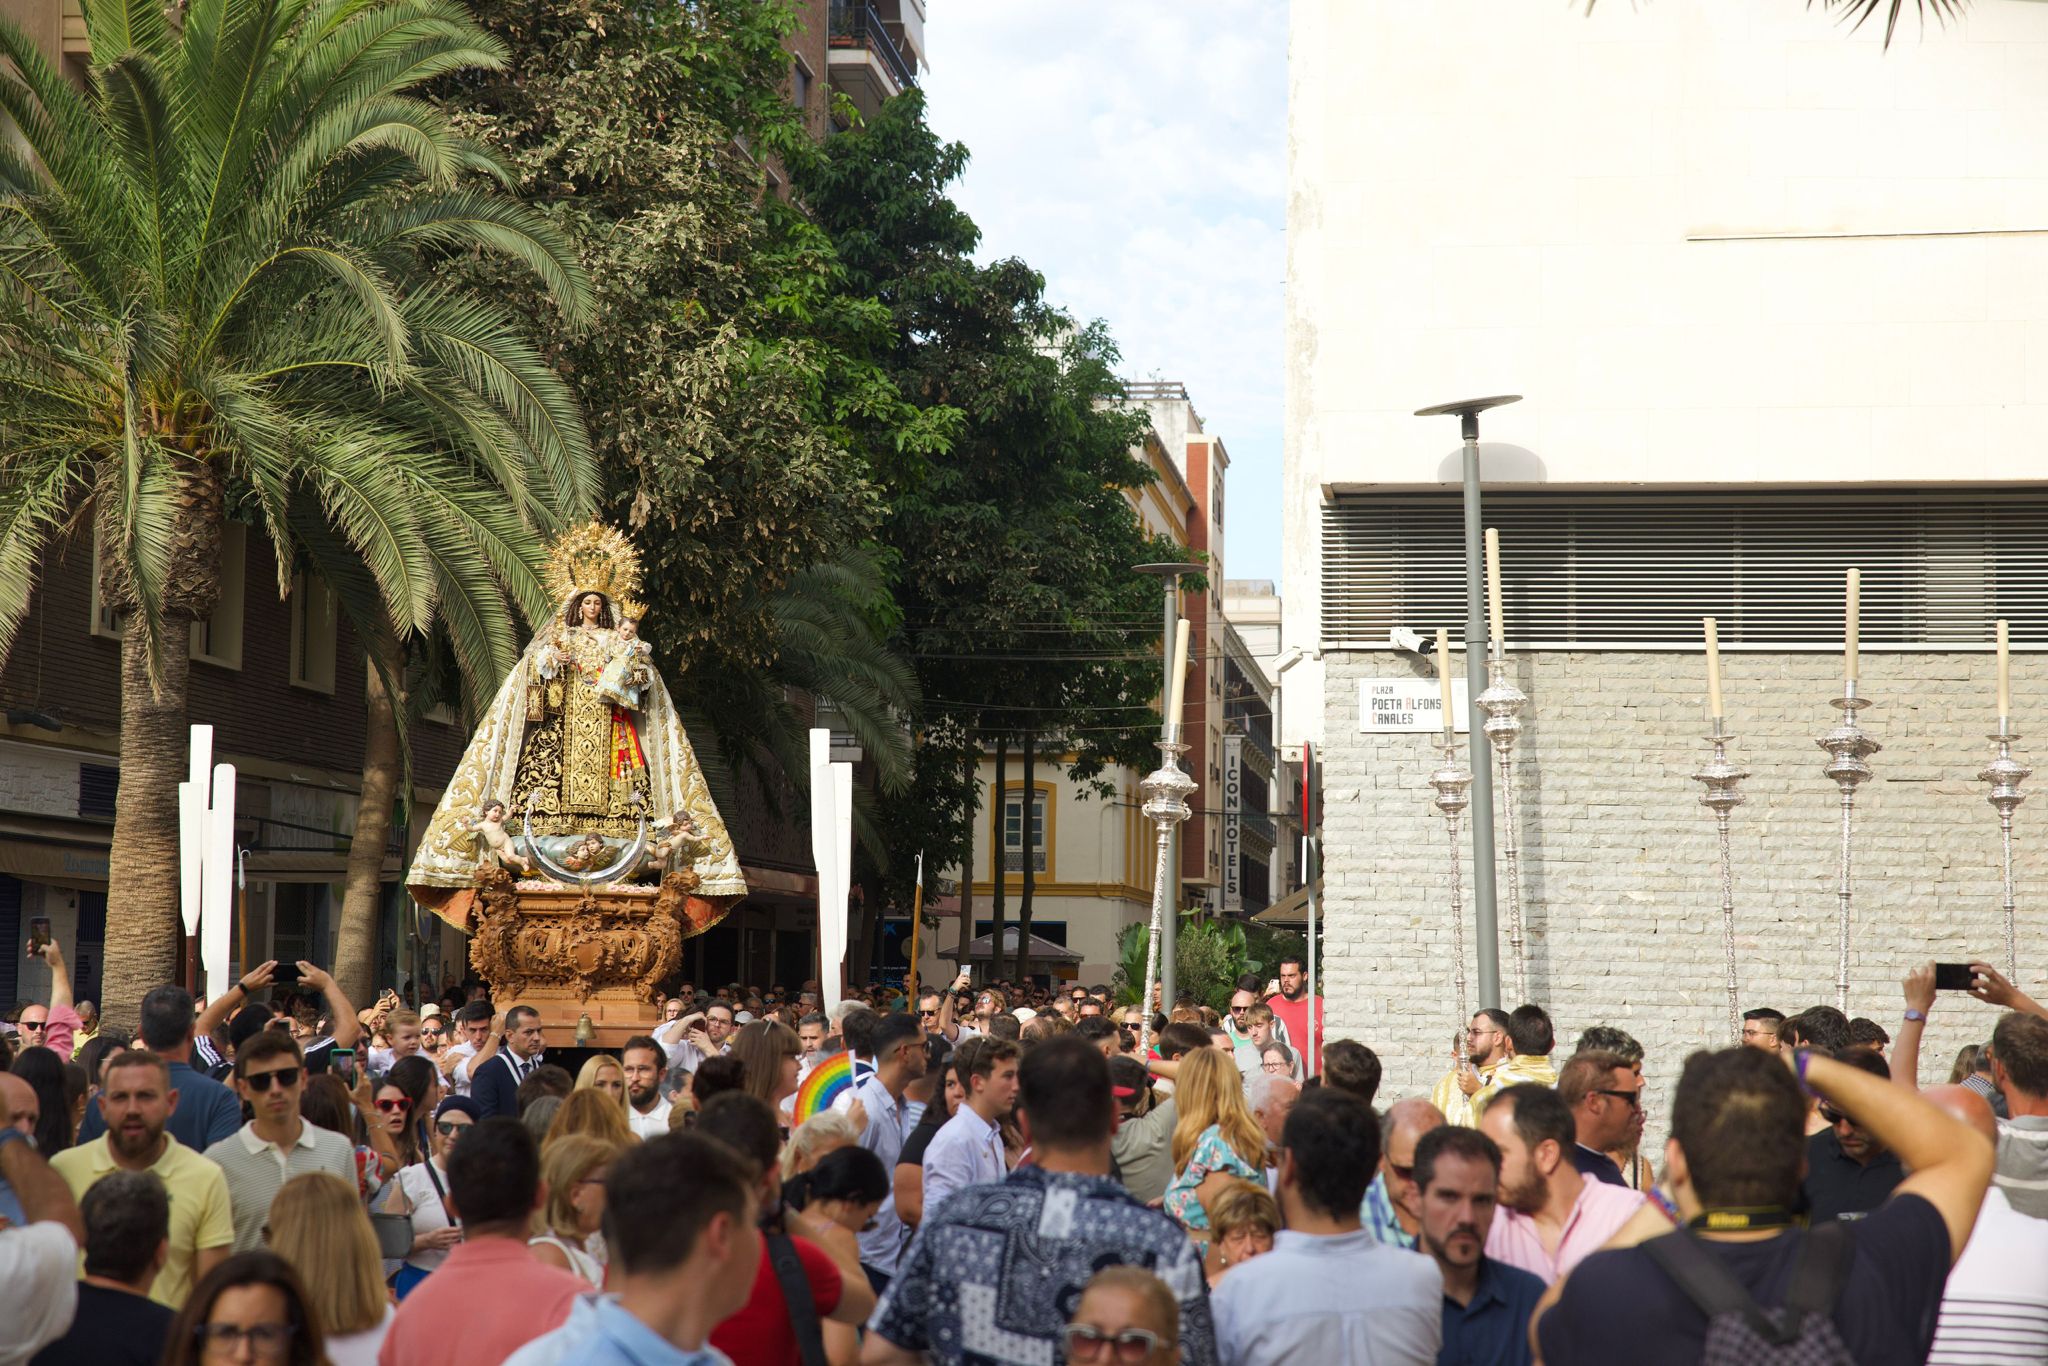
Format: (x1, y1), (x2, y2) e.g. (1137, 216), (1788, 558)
(520, 790), (650, 885)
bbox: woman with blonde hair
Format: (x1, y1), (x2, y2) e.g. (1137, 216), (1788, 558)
(1065, 1265), (1182, 1366)
(1202, 1178), (1279, 1288)
(266, 1171), (394, 1365)
(1161, 1047), (1266, 1232)
(543, 1085), (636, 1148)
(730, 1019), (804, 1113)
(573, 1053), (627, 1106)
(780, 1110), (858, 1181)
(531, 1133), (621, 1287)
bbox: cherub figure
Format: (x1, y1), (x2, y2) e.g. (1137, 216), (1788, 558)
(471, 801), (530, 874)
(560, 832), (609, 872)
(639, 813), (699, 877)
(595, 615), (653, 710)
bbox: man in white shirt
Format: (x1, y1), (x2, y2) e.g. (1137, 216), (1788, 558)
(0, 1074), (82, 1366)
(1926, 1083), (2048, 1364)
(850, 1012), (926, 1290)
(1213, 1088), (1441, 1366)
(438, 1001), (498, 1098)
(921, 1038), (1019, 1213)
(621, 1036), (673, 1139)
(654, 1000), (736, 1077)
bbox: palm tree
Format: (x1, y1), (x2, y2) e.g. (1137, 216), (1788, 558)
(0, 0), (594, 1011)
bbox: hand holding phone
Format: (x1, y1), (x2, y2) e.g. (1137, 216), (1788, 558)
(25, 916), (50, 960)
(1934, 962), (1979, 992)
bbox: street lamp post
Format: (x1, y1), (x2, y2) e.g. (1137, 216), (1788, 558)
(1413, 395), (1521, 1011)
(1137, 562), (1198, 1012)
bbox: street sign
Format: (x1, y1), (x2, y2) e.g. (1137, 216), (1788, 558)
(1358, 678), (1470, 733)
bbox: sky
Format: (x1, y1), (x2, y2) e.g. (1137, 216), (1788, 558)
(919, 3), (1288, 584)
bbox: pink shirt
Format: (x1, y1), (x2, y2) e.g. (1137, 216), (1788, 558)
(1484, 1172), (1645, 1284)
(378, 1237), (584, 1366)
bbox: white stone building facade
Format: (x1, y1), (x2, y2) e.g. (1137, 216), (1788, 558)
(1287, 0), (2048, 1114)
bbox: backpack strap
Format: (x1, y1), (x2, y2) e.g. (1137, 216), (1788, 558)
(1643, 1229), (1798, 1345)
(767, 1233), (829, 1366)
(1782, 1219), (1854, 1318)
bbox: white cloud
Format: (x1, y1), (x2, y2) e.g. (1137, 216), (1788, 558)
(921, 1), (1287, 582)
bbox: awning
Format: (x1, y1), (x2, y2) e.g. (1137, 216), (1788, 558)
(0, 834), (111, 892)
(1252, 878), (1325, 927)
(941, 927), (1082, 965)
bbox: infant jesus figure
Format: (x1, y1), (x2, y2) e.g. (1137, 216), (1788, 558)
(471, 800), (531, 874)
(595, 613), (653, 710)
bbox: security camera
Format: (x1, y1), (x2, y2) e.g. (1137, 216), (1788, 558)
(1388, 627), (1431, 657)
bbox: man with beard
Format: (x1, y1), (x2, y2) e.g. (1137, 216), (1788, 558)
(52, 1051), (232, 1307)
(1431, 1010), (1513, 1128)
(1478, 1084), (1646, 1284)
(1265, 957), (1324, 1076)
(1415, 1125), (1544, 1366)
(621, 1035), (672, 1138)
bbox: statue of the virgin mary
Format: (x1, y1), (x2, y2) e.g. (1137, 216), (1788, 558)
(406, 524), (746, 916)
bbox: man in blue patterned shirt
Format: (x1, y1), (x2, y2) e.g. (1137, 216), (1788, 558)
(862, 1036), (1218, 1366)
(1364, 1097), (1446, 1252)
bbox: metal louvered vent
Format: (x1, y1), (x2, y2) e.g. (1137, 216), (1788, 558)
(1322, 492), (2048, 651)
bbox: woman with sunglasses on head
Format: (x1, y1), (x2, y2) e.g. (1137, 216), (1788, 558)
(385, 1096), (478, 1297)
(1065, 1266), (1182, 1365)
(161, 1250), (329, 1366)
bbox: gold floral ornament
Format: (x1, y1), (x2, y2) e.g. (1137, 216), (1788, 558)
(614, 597), (648, 624)
(543, 522), (643, 608)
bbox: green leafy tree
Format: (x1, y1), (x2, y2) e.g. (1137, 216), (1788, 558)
(802, 92), (1182, 979)
(0, 0), (593, 1007)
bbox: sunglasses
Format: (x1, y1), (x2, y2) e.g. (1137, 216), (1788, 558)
(1387, 1162), (1415, 1184)
(1063, 1324), (1165, 1363)
(243, 1067), (302, 1092)
(375, 1097), (411, 1113)
(19, 1020), (45, 1033)
(1228, 1006), (1248, 1015)
(1821, 1105), (1852, 1127)
(434, 1120), (470, 1137)
(918, 1009), (938, 1018)
(1593, 1088), (1642, 1111)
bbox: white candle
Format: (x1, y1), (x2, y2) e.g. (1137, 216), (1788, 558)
(1435, 627), (1455, 735)
(1486, 527), (1506, 651)
(1165, 617), (1191, 726)
(1845, 568), (1860, 686)
(1704, 617), (1724, 721)
(1999, 618), (2011, 720)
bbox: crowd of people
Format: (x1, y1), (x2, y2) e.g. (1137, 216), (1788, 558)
(3, 939), (2046, 1365)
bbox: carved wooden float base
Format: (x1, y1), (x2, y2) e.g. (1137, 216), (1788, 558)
(466, 864), (738, 1048)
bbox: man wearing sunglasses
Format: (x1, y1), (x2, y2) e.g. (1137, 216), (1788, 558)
(1801, 1045), (1906, 1222)
(204, 1030), (355, 1251)
(1557, 1049), (1642, 1188)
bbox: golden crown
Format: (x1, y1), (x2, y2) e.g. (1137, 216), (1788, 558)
(543, 523), (644, 607)
(616, 597), (648, 623)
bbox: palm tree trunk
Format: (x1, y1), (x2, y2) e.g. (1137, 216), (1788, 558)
(988, 732), (1007, 986)
(1012, 730), (1036, 982)
(957, 741), (975, 967)
(102, 626), (192, 1024)
(335, 637), (403, 1008)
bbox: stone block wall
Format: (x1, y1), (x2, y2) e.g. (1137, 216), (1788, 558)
(1321, 647), (2044, 1148)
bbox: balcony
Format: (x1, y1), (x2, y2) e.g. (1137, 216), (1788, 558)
(1236, 809), (1277, 852)
(828, 2), (915, 122)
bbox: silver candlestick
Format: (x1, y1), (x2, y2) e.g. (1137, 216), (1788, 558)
(1137, 725), (1196, 1060)
(1817, 687), (1881, 1014)
(1479, 646), (1530, 1004)
(1980, 716), (2030, 981)
(1430, 736), (1475, 1069)
(1693, 717), (1749, 1043)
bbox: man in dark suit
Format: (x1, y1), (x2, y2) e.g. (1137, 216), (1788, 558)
(469, 1006), (546, 1119)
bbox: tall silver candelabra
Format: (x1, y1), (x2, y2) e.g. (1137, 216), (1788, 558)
(1430, 736), (1474, 1068)
(1693, 718), (1750, 1043)
(1137, 725), (1195, 1060)
(1981, 717), (2030, 981)
(1479, 646), (1529, 1004)
(1817, 688), (1881, 1014)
